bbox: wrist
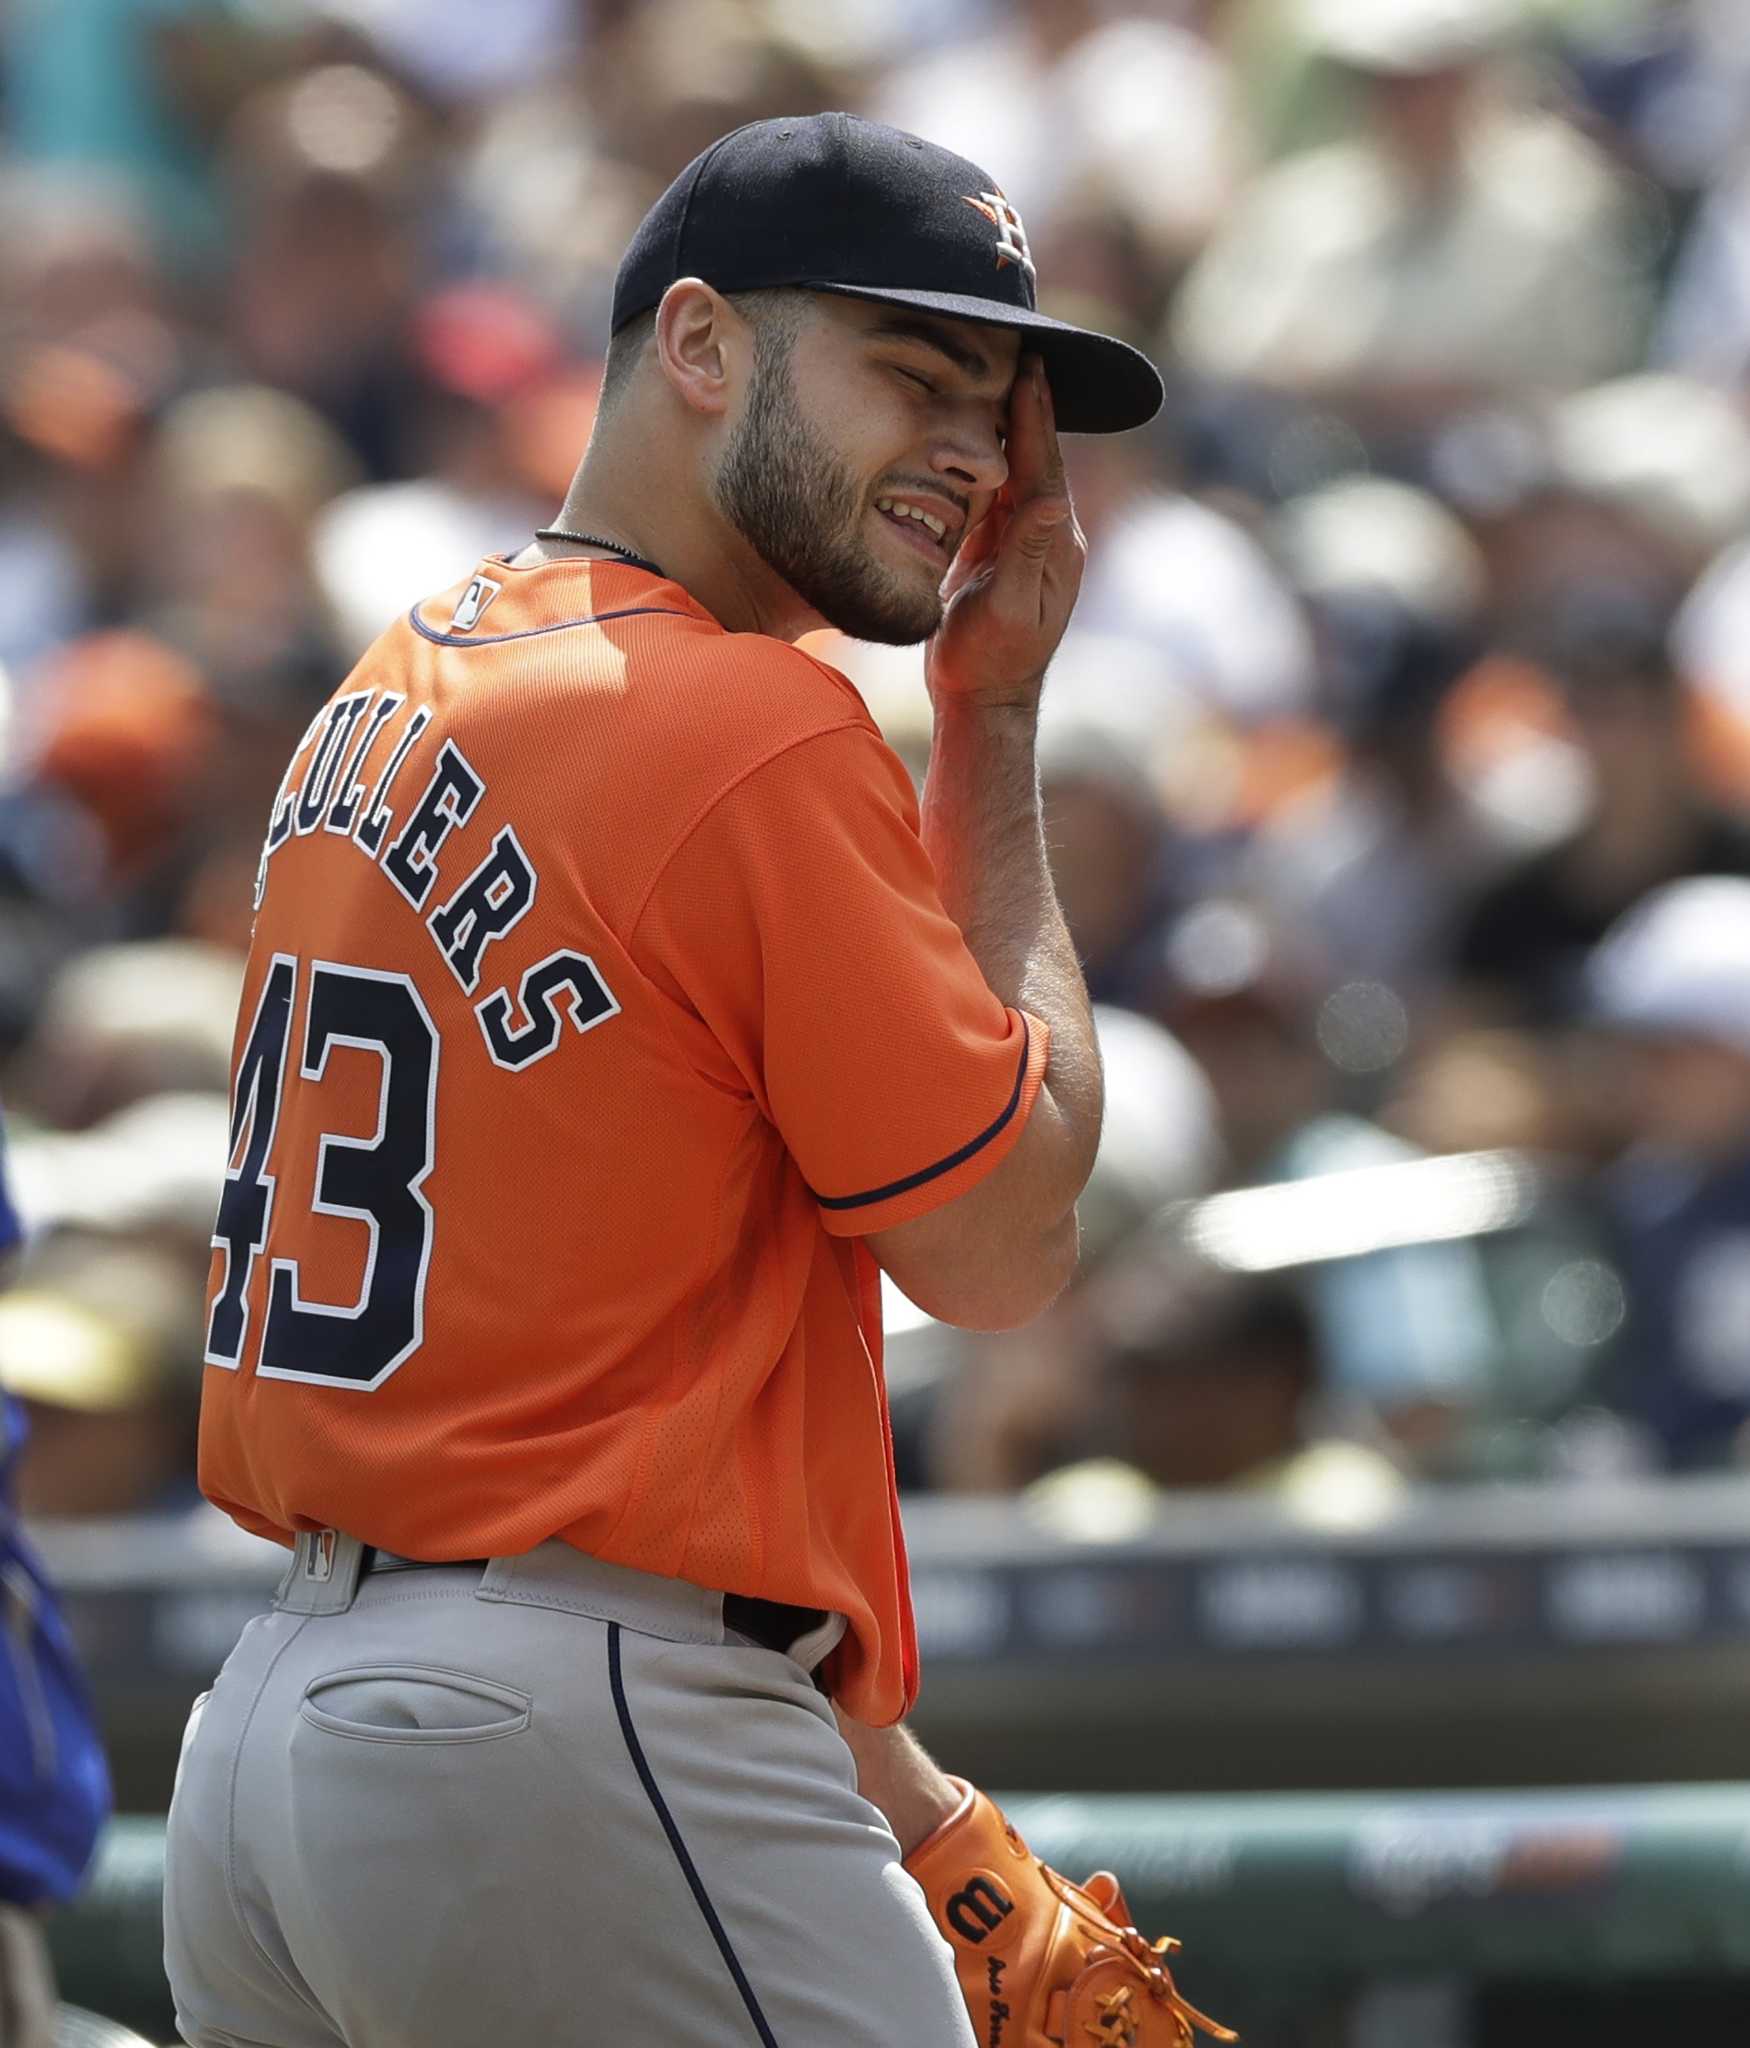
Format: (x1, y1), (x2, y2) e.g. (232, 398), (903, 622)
(930, 692), (1043, 731)
(926, 645), (1049, 715)
(832, 1709), (966, 1857)
(900, 1775), (977, 1865)
(886, 1769), (968, 1861)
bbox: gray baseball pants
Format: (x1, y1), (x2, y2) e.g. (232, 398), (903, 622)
(163, 1533), (976, 2047)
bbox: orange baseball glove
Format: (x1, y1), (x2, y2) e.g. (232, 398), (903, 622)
(903, 1779), (1236, 2048)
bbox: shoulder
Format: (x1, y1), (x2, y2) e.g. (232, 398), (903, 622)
(638, 629), (892, 799)
(687, 631), (880, 736)
(406, 575), (882, 780)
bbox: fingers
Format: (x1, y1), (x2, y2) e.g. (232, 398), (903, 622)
(946, 362), (1062, 596)
(1006, 356), (1067, 508)
(995, 361), (1071, 596)
(926, 359), (1083, 699)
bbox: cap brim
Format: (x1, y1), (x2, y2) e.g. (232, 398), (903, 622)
(805, 282), (1164, 435)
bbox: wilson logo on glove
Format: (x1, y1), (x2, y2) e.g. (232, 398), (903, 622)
(946, 1875), (1016, 1942)
(905, 1780), (1237, 2048)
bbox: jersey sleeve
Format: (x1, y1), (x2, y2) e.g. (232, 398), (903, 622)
(631, 721), (1049, 1236)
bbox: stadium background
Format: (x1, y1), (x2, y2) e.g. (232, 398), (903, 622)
(7, 0), (1750, 2041)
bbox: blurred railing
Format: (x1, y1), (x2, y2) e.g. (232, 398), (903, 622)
(53, 1787), (1750, 2046)
(30, 1476), (1750, 1807)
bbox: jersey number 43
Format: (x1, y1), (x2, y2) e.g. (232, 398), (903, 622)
(204, 953), (438, 1390)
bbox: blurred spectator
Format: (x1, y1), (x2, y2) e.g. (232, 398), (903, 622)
(1461, 374), (1750, 655)
(309, 0), (582, 109)
(310, 285), (560, 656)
(0, 172), (184, 636)
(1151, 897), (1336, 1182)
(5, 1091), (231, 1284)
(0, 1235), (204, 1517)
(1150, 898), (1501, 1470)
(1173, 0), (1659, 454)
(1067, 429), (1318, 725)
(145, 383), (358, 711)
(874, 0), (1242, 314)
(222, 62), (429, 478)
(1586, 876), (1750, 1469)
(599, 1), (848, 187)
(1040, 714), (1182, 1009)
(23, 633), (216, 888)
(0, 634), (221, 1027)
(1243, 477), (1500, 993)
(1654, 0), (1750, 384)
(1378, 1024), (1634, 1477)
(1553, 0), (1750, 203)
(1025, 1251), (1405, 1539)
(8, 939), (241, 1133)
(0, 0), (272, 270)
(915, 1005), (1224, 1495)
(1668, 383), (1750, 734)
(1541, 375), (1750, 581)
(1453, 581), (1750, 1025)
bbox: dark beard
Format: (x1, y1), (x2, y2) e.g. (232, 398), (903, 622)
(713, 348), (944, 646)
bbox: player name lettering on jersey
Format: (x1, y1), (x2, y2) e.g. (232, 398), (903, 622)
(251, 687), (602, 1071)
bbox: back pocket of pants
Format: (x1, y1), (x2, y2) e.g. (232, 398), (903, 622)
(299, 1665), (531, 1744)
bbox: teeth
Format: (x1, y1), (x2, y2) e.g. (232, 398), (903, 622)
(876, 497), (947, 541)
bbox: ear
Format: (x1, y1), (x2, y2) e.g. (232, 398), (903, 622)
(653, 279), (745, 420)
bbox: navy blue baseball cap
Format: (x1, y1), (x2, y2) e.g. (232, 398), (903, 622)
(612, 113), (1164, 436)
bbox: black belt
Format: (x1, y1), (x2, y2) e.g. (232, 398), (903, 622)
(722, 1593), (830, 1655)
(360, 1547), (486, 1575)
(360, 1549), (824, 1656)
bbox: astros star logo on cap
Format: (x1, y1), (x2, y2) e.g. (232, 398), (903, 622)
(962, 190), (1036, 280)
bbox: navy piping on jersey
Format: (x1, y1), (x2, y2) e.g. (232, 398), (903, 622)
(406, 602), (694, 648)
(608, 1623), (782, 2048)
(818, 1015), (1032, 1212)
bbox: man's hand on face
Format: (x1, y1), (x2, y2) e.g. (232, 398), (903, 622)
(925, 355), (1086, 712)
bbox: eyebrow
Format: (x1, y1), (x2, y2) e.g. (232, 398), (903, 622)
(864, 312), (1005, 386)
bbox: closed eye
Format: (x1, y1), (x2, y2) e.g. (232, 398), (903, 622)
(894, 366), (937, 395)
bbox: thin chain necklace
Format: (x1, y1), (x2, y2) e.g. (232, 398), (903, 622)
(532, 526), (664, 577)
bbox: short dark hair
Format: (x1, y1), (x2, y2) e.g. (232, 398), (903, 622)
(597, 288), (812, 412)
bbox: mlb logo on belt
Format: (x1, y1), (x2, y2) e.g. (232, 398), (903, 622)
(962, 191), (1035, 280)
(303, 1529), (338, 1582)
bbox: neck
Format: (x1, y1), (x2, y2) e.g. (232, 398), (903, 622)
(530, 412), (821, 642)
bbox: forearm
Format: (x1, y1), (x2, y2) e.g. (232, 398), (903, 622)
(920, 698), (1102, 1201)
(832, 1706), (961, 1856)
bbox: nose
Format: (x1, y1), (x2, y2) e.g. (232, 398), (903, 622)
(930, 409), (1008, 498)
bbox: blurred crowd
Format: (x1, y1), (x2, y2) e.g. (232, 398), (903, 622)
(8, 0), (1750, 1530)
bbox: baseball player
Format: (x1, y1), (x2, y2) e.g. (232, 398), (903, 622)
(165, 114), (1230, 2047)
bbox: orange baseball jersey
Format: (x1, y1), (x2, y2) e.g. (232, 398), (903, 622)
(198, 555), (1048, 1723)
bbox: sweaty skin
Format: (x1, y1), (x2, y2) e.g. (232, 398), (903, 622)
(523, 292), (1102, 1852)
